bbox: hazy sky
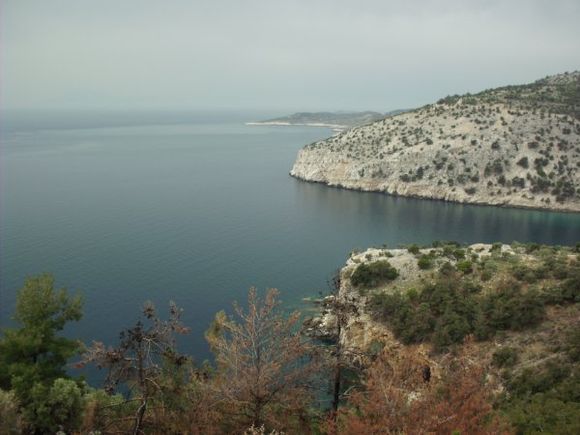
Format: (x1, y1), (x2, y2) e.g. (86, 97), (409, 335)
(2, 0), (580, 112)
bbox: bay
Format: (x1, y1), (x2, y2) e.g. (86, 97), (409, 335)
(1, 110), (579, 368)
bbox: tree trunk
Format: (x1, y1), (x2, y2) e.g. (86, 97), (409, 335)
(132, 399), (147, 435)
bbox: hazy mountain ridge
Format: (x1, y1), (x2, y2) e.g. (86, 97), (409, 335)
(249, 110), (407, 129)
(291, 72), (580, 211)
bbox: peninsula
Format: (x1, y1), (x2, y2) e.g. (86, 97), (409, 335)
(247, 110), (405, 132)
(291, 72), (580, 212)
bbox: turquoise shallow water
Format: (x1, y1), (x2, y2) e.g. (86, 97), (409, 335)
(1, 110), (579, 368)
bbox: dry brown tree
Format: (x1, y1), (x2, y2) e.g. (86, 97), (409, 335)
(331, 337), (513, 434)
(206, 288), (321, 433)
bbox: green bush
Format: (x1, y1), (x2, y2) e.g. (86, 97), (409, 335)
(417, 255), (433, 270)
(351, 261), (399, 288)
(23, 378), (84, 434)
(456, 260), (473, 274)
(492, 347), (518, 368)
(407, 244), (420, 255)
(477, 286), (544, 339)
(507, 395), (580, 434)
(516, 156), (529, 168)
(561, 265), (580, 302)
(433, 307), (472, 349)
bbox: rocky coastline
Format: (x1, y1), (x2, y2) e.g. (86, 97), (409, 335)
(290, 72), (580, 212)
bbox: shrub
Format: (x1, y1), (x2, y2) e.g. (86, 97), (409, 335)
(516, 157), (529, 168)
(457, 260), (473, 274)
(418, 255), (433, 270)
(24, 378), (84, 434)
(560, 266), (580, 302)
(407, 244), (420, 255)
(511, 264), (541, 283)
(492, 347), (518, 368)
(478, 286), (544, 337)
(439, 262), (456, 276)
(433, 307), (472, 349)
(351, 261), (399, 288)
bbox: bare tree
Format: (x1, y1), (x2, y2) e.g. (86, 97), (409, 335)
(206, 288), (320, 432)
(79, 301), (190, 434)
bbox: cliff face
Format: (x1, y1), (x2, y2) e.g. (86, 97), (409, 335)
(306, 242), (580, 375)
(291, 72), (580, 212)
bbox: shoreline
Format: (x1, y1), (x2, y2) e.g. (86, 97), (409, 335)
(245, 121), (347, 132)
(289, 173), (580, 214)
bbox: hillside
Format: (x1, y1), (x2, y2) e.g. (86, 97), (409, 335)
(306, 241), (580, 433)
(291, 72), (580, 211)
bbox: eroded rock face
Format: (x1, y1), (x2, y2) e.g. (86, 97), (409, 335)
(308, 244), (508, 355)
(291, 72), (580, 212)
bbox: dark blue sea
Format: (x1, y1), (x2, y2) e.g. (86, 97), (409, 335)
(1, 109), (579, 374)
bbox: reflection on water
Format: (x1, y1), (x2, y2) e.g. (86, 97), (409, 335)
(293, 179), (580, 247)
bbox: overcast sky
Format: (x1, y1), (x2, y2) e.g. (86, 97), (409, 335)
(2, 0), (580, 112)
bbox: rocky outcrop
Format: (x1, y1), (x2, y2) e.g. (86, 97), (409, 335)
(291, 72), (580, 212)
(307, 242), (578, 361)
(305, 247), (447, 356)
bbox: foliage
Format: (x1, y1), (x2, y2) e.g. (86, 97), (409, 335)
(350, 260), (399, 288)
(0, 274), (83, 433)
(407, 244), (420, 255)
(417, 254), (433, 270)
(331, 339), (511, 434)
(206, 288), (320, 433)
(507, 395), (580, 435)
(1, 244), (578, 434)
(492, 347), (519, 368)
(457, 259), (473, 274)
(501, 351), (580, 434)
(369, 268), (547, 350)
(23, 378), (85, 433)
(79, 301), (191, 434)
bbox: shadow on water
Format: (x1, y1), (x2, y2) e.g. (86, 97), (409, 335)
(292, 179), (580, 246)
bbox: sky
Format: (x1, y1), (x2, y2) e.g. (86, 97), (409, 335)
(2, 0), (580, 112)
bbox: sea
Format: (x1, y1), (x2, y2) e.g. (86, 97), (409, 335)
(1, 109), (579, 377)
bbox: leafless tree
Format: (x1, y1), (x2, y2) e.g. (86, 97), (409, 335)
(206, 288), (321, 432)
(79, 301), (190, 434)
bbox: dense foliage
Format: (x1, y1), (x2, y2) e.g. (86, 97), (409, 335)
(350, 260), (399, 288)
(368, 244), (579, 351)
(498, 327), (580, 434)
(0, 274), (83, 433)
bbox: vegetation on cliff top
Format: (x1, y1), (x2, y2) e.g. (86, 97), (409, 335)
(343, 241), (580, 434)
(292, 72), (580, 211)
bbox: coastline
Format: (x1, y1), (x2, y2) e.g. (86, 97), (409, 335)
(246, 121), (347, 132)
(289, 172), (580, 214)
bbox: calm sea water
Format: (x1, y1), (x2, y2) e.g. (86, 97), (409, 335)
(1, 110), (580, 368)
